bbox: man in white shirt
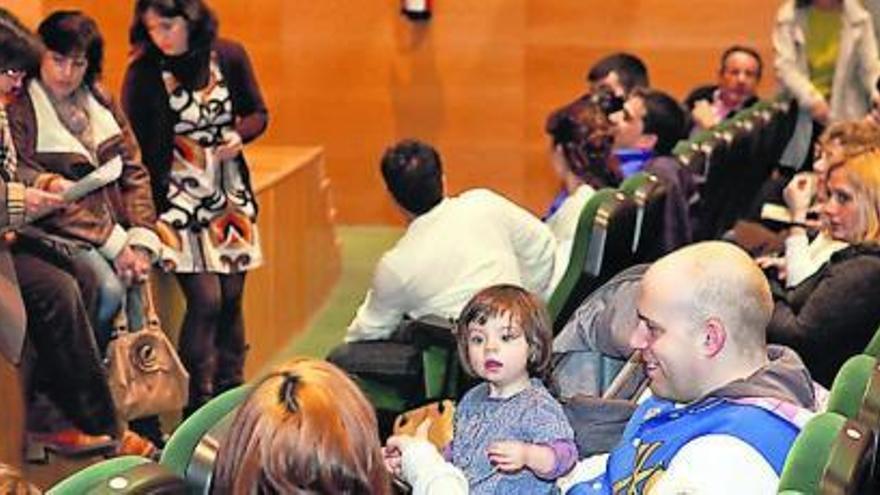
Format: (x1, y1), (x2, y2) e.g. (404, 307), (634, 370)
(344, 139), (557, 342)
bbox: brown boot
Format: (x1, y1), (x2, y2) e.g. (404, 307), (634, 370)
(116, 429), (158, 459)
(26, 428), (116, 463)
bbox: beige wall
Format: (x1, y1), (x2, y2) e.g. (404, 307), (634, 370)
(6, 0), (781, 224)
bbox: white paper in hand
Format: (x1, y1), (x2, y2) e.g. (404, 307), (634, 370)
(62, 155), (124, 202)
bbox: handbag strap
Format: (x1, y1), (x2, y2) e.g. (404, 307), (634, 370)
(112, 296), (130, 336)
(140, 278), (161, 328)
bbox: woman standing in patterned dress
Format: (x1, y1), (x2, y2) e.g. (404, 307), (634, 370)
(121, 0), (268, 416)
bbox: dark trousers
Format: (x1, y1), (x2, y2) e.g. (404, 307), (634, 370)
(176, 272), (248, 416)
(12, 248), (117, 437)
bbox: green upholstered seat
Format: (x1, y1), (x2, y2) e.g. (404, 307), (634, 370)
(340, 316), (469, 439)
(827, 354), (880, 423)
(159, 384), (251, 492)
(547, 188), (637, 333)
(620, 172), (671, 263)
(48, 456), (187, 495)
(863, 325), (880, 358)
(777, 412), (875, 494)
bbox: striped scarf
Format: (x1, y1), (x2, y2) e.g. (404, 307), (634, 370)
(0, 107), (17, 181)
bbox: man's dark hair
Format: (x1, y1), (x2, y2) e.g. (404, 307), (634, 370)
(719, 45), (763, 80)
(586, 53), (650, 95)
(633, 88), (688, 156)
(380, 139), (444, 215)
(38, 11), (104, 88)
(0, 8), (42, 74)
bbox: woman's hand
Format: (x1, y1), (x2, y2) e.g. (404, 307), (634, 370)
(691, 100), (719, 130)
(809, 98), (830, 125)
(756, 256), (787, 282)
(42, 176), (75, 196)
(783, 173), (816, 223)
(214, 131), (243, 162)
(114, 245), (151, 286)
(383, 418), (433, 476)
(24, 187), (64, 218)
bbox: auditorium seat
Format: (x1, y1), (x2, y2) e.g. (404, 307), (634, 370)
(864, 325), (880, 358)
(777, 412), (875, 495)
(332, 315), (470, 439)
(46, 456), (186, 495)
(620, 172), (674, 263)
(827, 354), (880, 423)
(547, 189), (638, 333)
(159, 385), (251, 492)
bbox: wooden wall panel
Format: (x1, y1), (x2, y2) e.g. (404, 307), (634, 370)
(11, 1), (780, 223)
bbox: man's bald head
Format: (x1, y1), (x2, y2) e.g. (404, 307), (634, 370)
(646, 241), (772, 352)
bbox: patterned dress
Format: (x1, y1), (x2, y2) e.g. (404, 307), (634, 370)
(157, 53), (263, 273)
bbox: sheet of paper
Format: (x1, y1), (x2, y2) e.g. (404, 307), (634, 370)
(61, 155), (124, 202)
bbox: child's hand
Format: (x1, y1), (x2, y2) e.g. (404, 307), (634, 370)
(382, 442), (404, 476)
(487, 440), (529, 472)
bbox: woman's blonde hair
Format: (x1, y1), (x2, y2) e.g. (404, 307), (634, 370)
(829, 151), (880, 244)
(212, 358), (389, 494)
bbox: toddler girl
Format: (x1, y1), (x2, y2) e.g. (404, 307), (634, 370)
(450, 284), (576, 494)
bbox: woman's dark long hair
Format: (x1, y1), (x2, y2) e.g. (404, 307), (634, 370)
(129, 0), (218, 59)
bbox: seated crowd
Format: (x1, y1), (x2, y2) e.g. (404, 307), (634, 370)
(3, 0), (880, 494)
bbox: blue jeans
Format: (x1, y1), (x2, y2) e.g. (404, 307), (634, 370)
(73, 250), (149, 346)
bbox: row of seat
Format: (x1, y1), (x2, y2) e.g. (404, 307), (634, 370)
(47, 385), (250, 494)
(674, 96), (798, 241)
(777, 325), (880, 494)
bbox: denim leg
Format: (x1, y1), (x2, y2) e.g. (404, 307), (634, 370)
(73, 249), (124, 351)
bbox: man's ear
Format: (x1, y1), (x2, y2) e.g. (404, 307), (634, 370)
(636, 133), (658, 152)
(702, 317), (726, 358)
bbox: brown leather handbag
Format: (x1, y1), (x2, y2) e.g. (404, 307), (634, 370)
(106, 280), (189, 421)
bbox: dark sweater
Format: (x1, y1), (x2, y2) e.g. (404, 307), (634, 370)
(767, 243), (880, 387)
(683, 84), (759, 117)
(120, 38), (268, 213)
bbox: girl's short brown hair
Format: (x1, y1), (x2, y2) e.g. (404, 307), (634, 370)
(212, 358), (390, 495)
(455, 284), (553, 380)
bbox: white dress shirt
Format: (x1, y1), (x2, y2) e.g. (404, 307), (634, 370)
(346, 189), (557, 342)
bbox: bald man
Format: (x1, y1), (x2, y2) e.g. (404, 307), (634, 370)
(563, 242), (821, 495)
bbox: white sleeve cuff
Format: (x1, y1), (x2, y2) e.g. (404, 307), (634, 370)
(126, 226), (161, 259)
(98, 224), (128, 259)
(400, 440), (468, 494)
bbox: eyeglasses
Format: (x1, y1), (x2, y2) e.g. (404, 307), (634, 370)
(1, 68), (26, 80)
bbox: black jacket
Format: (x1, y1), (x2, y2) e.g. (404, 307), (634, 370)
(768, 243), (880, 387)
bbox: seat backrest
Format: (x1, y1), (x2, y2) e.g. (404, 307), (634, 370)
(777, 412), (876, 495)
(619, 172), (670, 263)
(47, 456), (187, 495)
(827, 354), (879, 421)
(406, 315), (470, 401)
(160, 385), (251, 489)
(864, 325), (880, 358)
(548, 189), (637, 333)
